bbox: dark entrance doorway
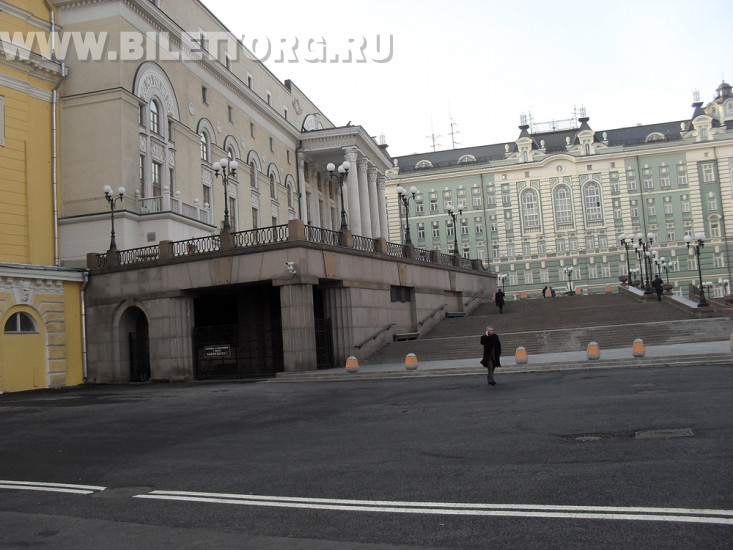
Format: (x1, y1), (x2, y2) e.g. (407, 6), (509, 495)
(313, 287), (334, 369)
(120, 307), (150, 382)
(193, 285), (283, 379)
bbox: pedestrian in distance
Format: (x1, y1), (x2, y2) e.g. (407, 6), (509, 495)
(550, 287), (556, 298)
(542, 285), (548, 298)
(495, 288), (506, 314)
(652, 275), (664, 302)
(480, 326), (502, 386)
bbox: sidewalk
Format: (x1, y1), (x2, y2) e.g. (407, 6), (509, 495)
(273, 340), (733, 382)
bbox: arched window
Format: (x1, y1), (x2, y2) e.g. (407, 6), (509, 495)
(149, 100), (160, 135)
(270, 174), (276, 199)
(4, 312), (37, 333)
(521, 190), (540, 229)
(250, 161), (257, 188)
(645, 132), (666, 142)
(583, 182), (602, 221)
(199, 131), (209, 162)
(415, 160), (433, 169)
(553, 186), (573, 226)
(457, 155), (476, 164)
(286, 183), (294, 208)
(584, 143), (590, 155)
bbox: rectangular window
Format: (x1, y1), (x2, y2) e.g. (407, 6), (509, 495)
(501, 191), (511, 205)
(461, 219), (469, 235)
(492, 243), (500, 258)
(524, 270), (534, 285)
(660, 174), (670, 188)
(225, 54), (232, 70)
(138, 154), (145, 195)
(475, 219), (483, 234)
(251, 207), (259, 228)
(169, 167), (175, 196)
(602, 264), (611, 278)
(432, 223), (439, 238)
(647, 203), (656, 216)
(614, 207), (622, 220)
(266, 90), (272, 105)
(702, 163), (715, 182)
(522, 242), (531, 256)
(588, 264), (598, 279)
(227, 105), (233, 123)
(250, 122), (255, 138)
(417, 224), (425, 239)
(667, 229), (676, 241)
(681, 200), (690, 213)
(473, 195), (482, 207)
(664, 203), (673, 215)
(598, 234), (608, 249)
(609, 172), (619, 193)
(537, 241), (546, 254)
(457, 197), (467, 209)
(505, 219), (513, 231)
(630, 203), (639, 218)
(556, 239), (566, 252)
(626, 172), (637, 191)
(708, 196), (718, 210)
(677, 169), (688, 185)
(585, 236), (594, 249)
(486, 193), (496, 206)
(446, 222), (454, 237)
(416, 200), (424, 213)
(152, 161), (162, 197)
(713, 254), (724, 268)
(247, 73), (253, 88)
(202, 86), (208, 104)
(430, 198), (438, 212)
(569, 237), (578, 251)
(284, 107), (288, 120)
(644, 176), (653, 190)
(229, 197), (237, 231)
(506, 245), (515, 257)
(269, 137), (274, 152)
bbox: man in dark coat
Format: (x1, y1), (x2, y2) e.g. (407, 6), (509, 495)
(651, 276), (664, 301)
(495, 289), (505, 314)
(480, 326), (502, 386)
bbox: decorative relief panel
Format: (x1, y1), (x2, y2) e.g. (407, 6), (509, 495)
(201, 168), (212, 185)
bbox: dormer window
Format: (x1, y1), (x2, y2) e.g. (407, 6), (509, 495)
(457, 154), (476, 164)
(415, 160), (433, 169)
(645, 132), (666, 142)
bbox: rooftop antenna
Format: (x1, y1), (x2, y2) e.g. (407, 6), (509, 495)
(426, 116), (442, 152)
(448, 106), (461, 149)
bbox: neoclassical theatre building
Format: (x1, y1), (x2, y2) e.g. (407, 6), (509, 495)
(387, 85), (733, 298)
(52, 0), (391, 265)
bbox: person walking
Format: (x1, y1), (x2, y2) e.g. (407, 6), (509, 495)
(542, 285), (548, 298)
(550, 287), (556, 298)
(495, 288), (506, 314)
(652, 275), (664, 302)
(480, 326), (502, 386)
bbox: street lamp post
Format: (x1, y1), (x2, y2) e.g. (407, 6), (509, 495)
(446, 204), (462, 256)
(563, 266), (574, 294)
(212, 157), (238, 231)
(685, 232), (708, 306)
(660, 257), (670, 284)
(634, 232), (655, 293)
(619, 233), (634, 284)
(103, 185), (126, 250)
(326, 161), (350, 231)
(497, 273), (507, 292)
(396, 185), (418, 244)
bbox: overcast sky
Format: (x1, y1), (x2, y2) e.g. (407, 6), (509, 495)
(202, 0), (732, 157)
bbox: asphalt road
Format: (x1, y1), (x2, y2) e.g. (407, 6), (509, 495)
(1, 365), (732, 549)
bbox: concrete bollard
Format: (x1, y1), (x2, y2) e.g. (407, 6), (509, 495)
(587, 341), (601, 360)
(345, 356), (359, 373)
(404, 353), (419, 371)
(632, 338), (645, 357)
(515, 346), (528, 365)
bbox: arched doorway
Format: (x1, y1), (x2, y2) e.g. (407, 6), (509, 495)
(1, 310), (45, 392)
(119, 307), (150, 382)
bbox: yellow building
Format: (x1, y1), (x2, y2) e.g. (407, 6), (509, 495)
(0, 0), (84, 392)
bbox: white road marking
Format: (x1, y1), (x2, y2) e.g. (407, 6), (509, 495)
(0, 480), (106, 495)
(134, 490), (733, 525)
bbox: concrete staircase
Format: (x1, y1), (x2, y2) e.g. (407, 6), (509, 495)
(364, 293), (732, 364)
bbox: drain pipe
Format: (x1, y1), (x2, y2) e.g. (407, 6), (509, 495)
(80, 270), (90, 381)
(46, 0), (66, 266)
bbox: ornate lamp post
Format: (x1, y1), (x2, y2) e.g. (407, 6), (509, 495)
(618, 233), (634, 284)
(497, 273), (507, 292)
(446, 204), (462, 256)
(685, 232), (707, 306)
(103, 185), (126, 250)
(634, 232), (655, 292)
(563, 266), (574, 293)
(396, 185), (418, 244)
(659, 257), (670, 284)
(212, 157), (238, 231)
(326, 161), (350, 231)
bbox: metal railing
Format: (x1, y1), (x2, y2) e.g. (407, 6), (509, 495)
(118, 244), (160, 266)
(418, 304), (446, 327)
(304, 226), (345, 247)
(171, 235), (221, 256)
(413, 247), (432, 263)
(355, 323), (396, 349)
(386, 242), (407, 258)
(439, 253), (455, 266)
(353, 234), (378, 253)
(232, 225), (288, 248)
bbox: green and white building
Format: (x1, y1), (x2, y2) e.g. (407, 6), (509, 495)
(386, 83), (733, 298)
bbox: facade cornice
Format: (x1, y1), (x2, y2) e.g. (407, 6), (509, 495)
(0, 263), (85, 282)
(301, 126), (392, 172)
(0, 0), (55, 31)
(0, 71), (56, 101)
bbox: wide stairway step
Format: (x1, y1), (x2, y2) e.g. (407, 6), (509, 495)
(364, 293), (731, 364)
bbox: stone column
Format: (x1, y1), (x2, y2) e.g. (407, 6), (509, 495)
(344, 147), (361, 235)
(324, 286), (354, 368)
(368, 167), (380, 238)
(279, 283), (317, 372)
(377, 174), (388, 240)
(358, 157), (372, 237)
(310, 187), (321, 227)
(297, 155), (308, 222)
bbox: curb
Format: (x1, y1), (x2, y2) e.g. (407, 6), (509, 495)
(269, 354), (733, 383)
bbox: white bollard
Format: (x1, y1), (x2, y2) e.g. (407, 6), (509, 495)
(404, 353), (419, 371)
(345, 356), (359, 373)
(587, 341), (601, 360)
